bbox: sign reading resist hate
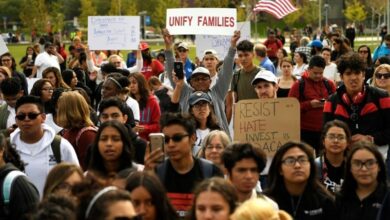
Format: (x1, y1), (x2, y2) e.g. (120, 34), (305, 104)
(166, 8), (237, 35)
(234, 98), (300, 156)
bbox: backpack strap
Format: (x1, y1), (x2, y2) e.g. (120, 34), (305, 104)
(232, 69), (241, 94)
(299, 78), (305, 100)
(75, 126), (98, 147)
(198, 158), (213, 178)
(3, 170), (26, 205)
(322, 78), (332, 96)
(51, 135), (62, 164)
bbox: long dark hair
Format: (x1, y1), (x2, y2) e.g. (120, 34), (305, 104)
(30, 79), (52, 98)
(129, 73), (150, 110)
(266, 141), (330, 198)
(340, 141), (387, 196)
(357, 45), (373, 66)
(87, 121), (133, 176)
(190, 103), (220, 130)
(126, 171), (178, 220)
(0, 133), (24, 171)
(320, 119), (352, 155)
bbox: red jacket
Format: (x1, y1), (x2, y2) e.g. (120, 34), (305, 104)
(139, 95), (161, 141)
(288, 73), (336, 132)
(141, 59), (164, 80)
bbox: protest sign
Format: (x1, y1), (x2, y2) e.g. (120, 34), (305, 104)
(195, 21), (250, 59)
(0, 38), (8, 56)
(234, 98), (300, 156)
(88, 16), (140, 50)
(166, 8), (236, 35)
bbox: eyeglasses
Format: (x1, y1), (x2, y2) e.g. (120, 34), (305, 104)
(205, 144), (224, 151)
(15, 112), (42, 121)
(282, 156), (309, 166)
(375, 73), (390, 79)
(1, 59), (11, 62)
(41, 87), (54, 92)
(358, 50), (369, 54)
(193, 101), (209, 109)
(351, 159), (377, 170)
(164, 133), (189, 144)
(325, 134), (346, 142)
(178, 48), (187, 53)
(191, 77), (210, 82)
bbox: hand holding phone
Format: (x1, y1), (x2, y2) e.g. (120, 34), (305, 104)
(149, 133), (165, 163)
(174, 62), (184, 80)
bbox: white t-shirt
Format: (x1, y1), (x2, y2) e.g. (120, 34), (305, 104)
(292, 64), (308, 78)
(126, 96), (140, 122)
(193, 128), (210, 155)
(323, 62), (340, 83)
(34, 52), (60, 78)
(6, 105), (15, 129)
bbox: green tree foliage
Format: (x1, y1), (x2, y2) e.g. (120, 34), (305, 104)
(19, 0), (48, 33)
(80, 0), (97, 27)
(48, 1), (65, 33)
(154, 0), (181, 28)
(344, 0), (367, 23)
(0, 0), (24, 24)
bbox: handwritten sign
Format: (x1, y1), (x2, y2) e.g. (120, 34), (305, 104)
(0, 37), (8, 56)
(166, 8), (236, 35)
(234, 98), (300, 156)
(195, 21), (251, 59)
(88, 16), (140, 50)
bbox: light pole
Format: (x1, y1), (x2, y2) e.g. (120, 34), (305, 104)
(138, 11), (147, 39)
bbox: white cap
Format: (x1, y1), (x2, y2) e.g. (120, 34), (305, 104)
(191, 67), (210, 77)
(178, 42), (188, 50)
(251, 69), (278, 85)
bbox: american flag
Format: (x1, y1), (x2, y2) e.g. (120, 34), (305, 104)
(253, 0), (298, 19)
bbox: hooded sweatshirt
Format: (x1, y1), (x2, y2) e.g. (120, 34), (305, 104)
(10, 124), (79, 196)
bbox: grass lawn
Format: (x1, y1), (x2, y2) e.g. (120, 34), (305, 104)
(7, 37), (382, 72)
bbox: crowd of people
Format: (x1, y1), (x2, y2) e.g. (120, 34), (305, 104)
(0, 23), (389, 220)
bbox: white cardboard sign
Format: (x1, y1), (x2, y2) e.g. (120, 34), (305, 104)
(88, 16), (140, 50)
(0, 38), (9, 56)
(166, 8), (236, 36)
(195, 21), (251, 60)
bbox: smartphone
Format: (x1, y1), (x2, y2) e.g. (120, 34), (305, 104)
(149, 133), (165, 163)
(174, 62), (184, 80)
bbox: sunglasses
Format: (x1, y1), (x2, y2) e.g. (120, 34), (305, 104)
(15, 112), (42, 121)
(164, 134), (189, 144)
(375, 73), (390, 79)
(178, 48), (187, 53)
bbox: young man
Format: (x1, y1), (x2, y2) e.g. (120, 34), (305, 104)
(323, 52), (390, 176)
(222, 142), (276, 207)
(165, 29), (240, 137)
(10, 96), (79, 196)
(33, 42), (63, 78)
(176, 42), (195, 81)
(202, 49), (219, 87)
(251, 69), (279, 99)
(150, 112), (223, 217)
(0, 78), (24, 137)
(289, 56), (336, 153)
(321, 47), (340, 84)
(98, 97), (146, 164)
(263, 30), (283, 63)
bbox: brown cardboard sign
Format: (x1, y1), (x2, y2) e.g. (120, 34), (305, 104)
(234, 98), (300, 156)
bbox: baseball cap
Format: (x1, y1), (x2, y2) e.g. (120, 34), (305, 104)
(189, 91), (212, 106)
(203, 49), (218, 59)
(191, 67), (210, 78)
(140, 42), (149, 51)
(251, 69), (278, 85)
(178, 42), (188, 50)
(309, 40), (323, 48)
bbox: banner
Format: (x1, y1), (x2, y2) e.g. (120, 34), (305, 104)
(0, 37), (8, 56)
(166, 8), (236, 36)
(234, 98), (300, 156)
(88, 16), (140, 50)
(195, 21), (250, 60)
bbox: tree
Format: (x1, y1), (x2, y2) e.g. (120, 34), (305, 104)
(48, 1), (65, 33)
(80, 0), (97, 27)
(344, 0), (367, 23)
(19, 0), (49, 34)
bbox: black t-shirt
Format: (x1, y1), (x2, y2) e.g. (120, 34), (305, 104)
(324, 157), (344, 185)
(162, 158), (223, 217)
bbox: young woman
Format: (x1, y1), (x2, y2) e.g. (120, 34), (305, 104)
(129, 73), (161, 141)
(30, 79), (54, 113)
(56, 91), (97, 169)
(189, 177), (238, 220)
(266, 141), (337, 220)
(125, 171), (178, 220)
(273, 48), (288, 76)
(277, 57), (297, 98)
(0, 52), (28, 95)
(372, 64), (390, 94)
(357, 45), (374, 82)
(19, 46), (37, 77)
(197, 130), (230, 172)
(331, 37), (351, 62)
(62, 69), (78, 89)
(292, 52), (308, 78)
(148, 76), (177, 113)
(87, 121), (133, 179)
(336, 142), (388, 219)
(316, 120), (351, 193)
(42, 163), (83, 199)
(0, 66), (11, 105)
(189, 91), (220, 155)
(231, 198), (292, 220)
(42, 67), (70, 89)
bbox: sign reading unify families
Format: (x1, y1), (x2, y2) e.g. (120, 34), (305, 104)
(234, 98), (300, 156)
(195, 21), (251, 59)
(166, 8), (236, 35)
(88, 16), (140, 50)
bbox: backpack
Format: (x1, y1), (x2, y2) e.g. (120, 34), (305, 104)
(2, 170), (26, 216)
(299, 78), (333, 100)
(51, 135), (62, 164)
(156, 158), (213, 184)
